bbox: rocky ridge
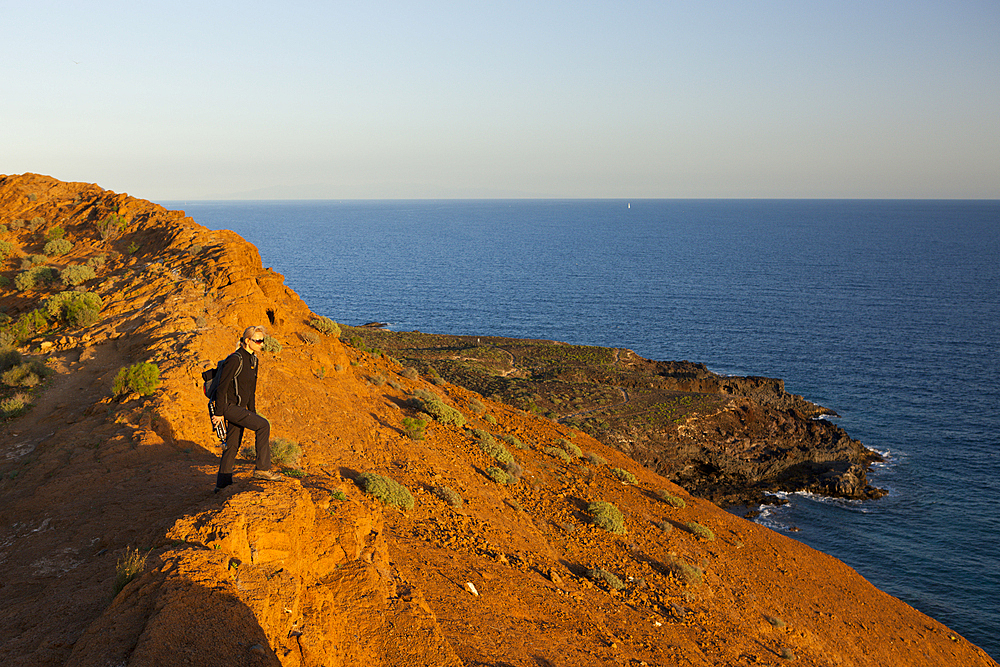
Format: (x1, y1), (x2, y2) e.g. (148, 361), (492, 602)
(1, 173), (995, 666)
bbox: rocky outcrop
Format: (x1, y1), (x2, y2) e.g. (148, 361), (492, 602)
(1, 173), (995, 667)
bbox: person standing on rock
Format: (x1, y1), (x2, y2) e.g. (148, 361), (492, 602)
(211, 325), (281, 491)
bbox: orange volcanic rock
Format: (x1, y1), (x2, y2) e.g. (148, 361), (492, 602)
(1, 173), (996, 666)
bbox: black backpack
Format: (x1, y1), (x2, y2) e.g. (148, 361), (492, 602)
(202, 353), (242, 401)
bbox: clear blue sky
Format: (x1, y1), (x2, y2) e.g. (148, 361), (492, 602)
(2, 1), (998, 199)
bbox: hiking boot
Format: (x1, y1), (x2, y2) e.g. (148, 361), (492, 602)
(252, 469), (282, 481)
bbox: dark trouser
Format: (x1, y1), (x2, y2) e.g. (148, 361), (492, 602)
(218, 405), (271, 476)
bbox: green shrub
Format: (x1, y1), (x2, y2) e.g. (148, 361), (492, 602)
(411, 390), (466, 427)
(401, 367), (419, 380)
(270, 438), (301, 467)
(330, 489), (347, 501)
(369, 374), (386, 386)
(86, 255), (106, 269)
(43, 238), (72, 256)
(662, 554), (703, 585)
(0, 348), (22, 372)
(112, 362), (160, 397)
(97, 214), (127, 241)
(558, 439), (582, 458)
(586, 452), (607, 466)
(45, 291), (102, 327)
(357, 472), (414, 510)
(657, 489), (687, 508)
(29, 217), (45, 231)
(684, 521), (715, 541)
(585, 566), (625, 590)
(472, 428), (513, 464)
(485, 466), (516, 485)
(20, 254), (47, 269)
(0, 240), (14, 260)
(308, 316), (341, 337)
(261, 335), (282, 353)
(14, 266), (58, 291)
(1, 360), (52, 388)
(0, 392), (32, 419)
(60, 264), (96, 286)
(500, 434), (526, 449)
(113, 546), (148, 596)
(0, 225), (8, 234)
(587, 500), (626, 534)
(10, 219), (26, 230)
(433, 485), (464, 508)
(544, 446), (572, 462)
(611, 467), (638, 485)
(402, 416), (427, 440)
(45, 226), (65, 241)
(1, 309), (49, 345)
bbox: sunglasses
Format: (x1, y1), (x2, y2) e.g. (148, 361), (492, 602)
(251, 337), (265, 344)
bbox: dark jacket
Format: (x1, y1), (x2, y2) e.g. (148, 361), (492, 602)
(214, 347), (258, 414)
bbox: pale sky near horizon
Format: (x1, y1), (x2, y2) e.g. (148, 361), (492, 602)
(2, 1), (998, 200)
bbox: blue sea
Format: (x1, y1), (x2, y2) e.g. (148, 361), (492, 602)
(164, 199), (999, 658)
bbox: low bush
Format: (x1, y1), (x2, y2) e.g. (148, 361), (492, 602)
(60, 265), (97, 286)
(469, 398), (486, 414)
(20, 254), (47, 269)
(662, 554), (703, 585)
(486, 466), (516, 485)
(309, 316), (340, 337)
(270, 438), (301, 467)
(0, 392), (32, 419)
(611, 467), (638, 485)
(1, 360), (52, 388)
(411, 389), (466, 427)
(86, 255), (106, 269)
(299, 330), (320, 345)
(544, 446), (572, 462)
(500, 433), (526, 449)
(0, 240), (13, 260)
(112, 362), (160, 397)
(357, 472), (414, 510)
(402, 416), (427, 440)
(0, 309), (49, 346)
(113, 546), (148, 596)
(43, 238), (72, 256)
(472, 428), (513, 464)
(97, 214), (127, 241)
(657, 489), (687, 508)
(45, 291), (102, 327)
(14, 266), (58, 291)
(684, 521), (715, 541)
(433, 485), (463, 508)
(586, 452), (607, 466)
(587, 500), (627, 534)
(401, 366), (419, 380)
(585, 566), (625, 590)
(29, 217), (45, 231)
(557, 438), (581, 458)
(45, 226), (65, 241)
(501, 458), (523, 481)
(261, 335), (282, 353)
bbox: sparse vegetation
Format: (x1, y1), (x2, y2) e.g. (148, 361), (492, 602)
(611, 467), (638, 484)
(1, 360), (52, 388)
(14, 266), (58, 291)
(401, 366), (419, 380)
(330, 490), (347, 501)
(113, 546), (148, 596)
(544, 446), (572, 462)
(0, 240), (14, 260)
(410, 389), (466, 427)
(112, 362), (161, 397)
(433, 485), (464, 508)
(485, 466), (517, 485)
(261, 335), (282, 353)
(309, 316), (340, 337)
(469, 398), (486, 414)
(45, 291), (102, 327)
(586, 452), (607, 466)
(558, 438), (582, 457)
(357, 472), (414, 510)
(657, 489), (687, 508)
(471, 428), (514, 464)
(0, 392), (31, 419)
(402, 416), (427, 440)
(587, 500), (627, 534)
(662, 554), (703, 585)
(59, 264), (97, 286)
(500, 433), (527, 449)
(585, 566), (625, 590)
(97, 214), (127, 241)
(43, 238), (72, 256)
(684, 521), (715, 541)
(269, 438), (301, 467)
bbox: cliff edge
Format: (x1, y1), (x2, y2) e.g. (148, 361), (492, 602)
(1, 173), (995, 666)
